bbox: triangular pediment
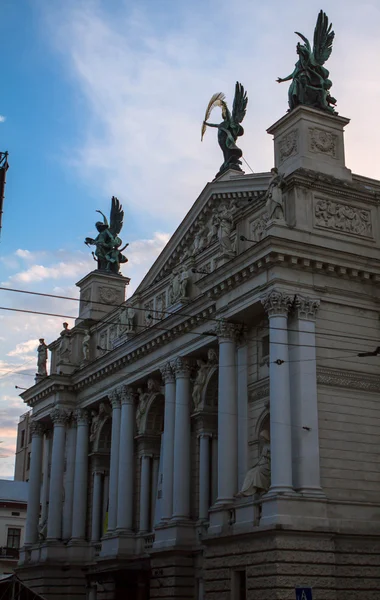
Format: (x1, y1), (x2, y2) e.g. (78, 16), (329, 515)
(133, 172), (269, 299)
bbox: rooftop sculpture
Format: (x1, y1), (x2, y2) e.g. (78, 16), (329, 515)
(85, 196), (129, 275)
(277, 10), (337, 114)
(201, 81), (248, 179)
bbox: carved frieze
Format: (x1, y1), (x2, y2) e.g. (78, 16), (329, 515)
(250, 212), (269, 241)
(261, 289), (292, 316)
(314, 198), (372, 238)
(98, 286), (119, 305)
(294, 295), (320, 320)
(309, 127), (337, 158)
(317, 367), (380, 392)
(278, 129), (298, 163)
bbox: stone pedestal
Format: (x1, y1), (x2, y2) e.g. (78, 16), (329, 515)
(75, 270), (130, 325)
(267, 106), (352, 181)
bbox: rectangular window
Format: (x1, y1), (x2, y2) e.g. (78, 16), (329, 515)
(262, 334), (270, 358)
(26, 452), (31, 471)
(11, 512), (20, 517)
(7, 528), (21, 549)
(231, 570), (246, 600)
(20, 430), (25, 448)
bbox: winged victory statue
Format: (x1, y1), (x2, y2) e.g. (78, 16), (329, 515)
(85, 196), (129, 275)
(201, 81), (248, 179)
(277, 10), (337, 114)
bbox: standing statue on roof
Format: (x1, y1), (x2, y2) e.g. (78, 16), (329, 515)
(85, 196), (129, 275)
(277, 10), (337, 114)
(201, 81), (248, 179)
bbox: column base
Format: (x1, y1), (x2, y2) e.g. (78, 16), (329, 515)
(207, 503), (235, 536)
(153, 520), (195, 549)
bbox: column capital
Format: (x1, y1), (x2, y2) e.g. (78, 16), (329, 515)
(172, 357), (191, 379)
(215, 320), (241, 341)
(198, 432), (212, 440)
(261, 289), (293, 317)
(30, 420), (44, 438)
(119, 385), (135, 405)
(293, 294), (320, 321)
(109, 389), (121, 409)
(50, 407), (70, 426)
(160, 362), (175, 384)
(73, 408), (90, 425)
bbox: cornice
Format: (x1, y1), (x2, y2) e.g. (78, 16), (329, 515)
(317, 367), (380, 392)
(21, 378), (74, 408)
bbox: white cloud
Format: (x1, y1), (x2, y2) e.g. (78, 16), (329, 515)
(0, 116), (6, 123)
(7, 339), (39, 358)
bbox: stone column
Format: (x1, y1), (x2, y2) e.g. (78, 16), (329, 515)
(160, 363), (175, 521)
(91, 471), (103, 542)
(24, 421), (44, 545)
(151, 455), (160, 527)
(261, 289), (293, 493)
(216, 322), (238, 503)
(62, 421), (77, 539)
(71, 409), (90, 540)
(40, 430), (51, 527)
(289, 295), (323, 495)
(47, 408), (69, 539)
(198, 433), (211, 521)
(172, 357), (191, 520)
(139, 455), (151, 533)
(107, 390), (121, 532)
(102, 474), (109, 534)
(236, 330), (248, 490)
(211, 435), (218, 504)
(117, 386), (135, 532)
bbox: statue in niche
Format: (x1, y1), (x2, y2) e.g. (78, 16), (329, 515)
(85, 196), (129, 274)
(36, 338), (48, 377)
(57, 323), (71, 364)
(264, 168), (286, 223)
(119, 305), (136, 335)
(213, 202), (236, 255)
(192, 348), (218, 410)
(136, 378), (161, 434)
(82, 330), (91, 363)
(201, 82), (248, 179)
(235, 430), (271, 497)
(90, 402), (111, 443)
(277, 11), (337, 114)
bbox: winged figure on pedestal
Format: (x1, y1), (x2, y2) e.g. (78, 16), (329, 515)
(201, 81), (248, 179)
(85, 196), (129, 275)
(277, 10), (337, 114)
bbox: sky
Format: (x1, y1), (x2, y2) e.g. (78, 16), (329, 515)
(0, 0), (380, 477)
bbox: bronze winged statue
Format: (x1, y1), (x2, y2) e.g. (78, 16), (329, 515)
(201, 81), (248, 178)
(277, 10), (337, 114)
(85, 196), (129, 275)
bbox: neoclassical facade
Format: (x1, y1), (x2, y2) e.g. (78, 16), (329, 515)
(17, 107), (380, 598)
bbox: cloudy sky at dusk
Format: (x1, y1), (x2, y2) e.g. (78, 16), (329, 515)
(0, 0), (379, 477)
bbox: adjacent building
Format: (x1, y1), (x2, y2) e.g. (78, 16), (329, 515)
(0, 480), (28, 578)
(15, 106), (380, 598)
(14, 412), (32, 482)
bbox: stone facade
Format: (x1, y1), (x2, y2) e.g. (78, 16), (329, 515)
(15, 107), (380, 599)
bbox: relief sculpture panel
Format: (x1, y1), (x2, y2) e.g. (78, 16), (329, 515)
(314, 198), (373, 239)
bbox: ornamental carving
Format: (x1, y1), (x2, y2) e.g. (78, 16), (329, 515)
(144, 299), (154, 327)
(155, 292), (167, 320)
(250, 213), (269, 241)
(261, 289), (292, 316)
(160, 362), (175, 384)
(317, 367), (380, 392)
(73, 408), (90, 425)
(99, 286), (119, 305)
(119, 385), (135, 405)
(108, 389), (121, 409)
(172, 357), (191, 378)
(294, 295), (320, 320)
(169, 267), (189, 306)
(30, 421), (44, 437)
(50, 407), (70, 425)
(314, 199), (372, 238)
(278, 129), (298, 163)
(309, 127), (337, 157)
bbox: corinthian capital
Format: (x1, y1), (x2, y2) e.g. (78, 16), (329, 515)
(108, 388), (121, 409)
(73, 408), (90, 425)
(160, 362), (175, 384)
(50, 407), (70, 426)
(30, 420), (44, 438)
(215, 320), (240, 341)
(119, 385), (135, 405)
(261, 289), (292, 317)
(172, 357), (191, 379)
(294, 295), (320, 321)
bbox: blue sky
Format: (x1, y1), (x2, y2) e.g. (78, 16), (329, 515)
(0, 0), (380, 476)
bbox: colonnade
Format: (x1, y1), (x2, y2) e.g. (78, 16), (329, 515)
(24, 288), (322, 546)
